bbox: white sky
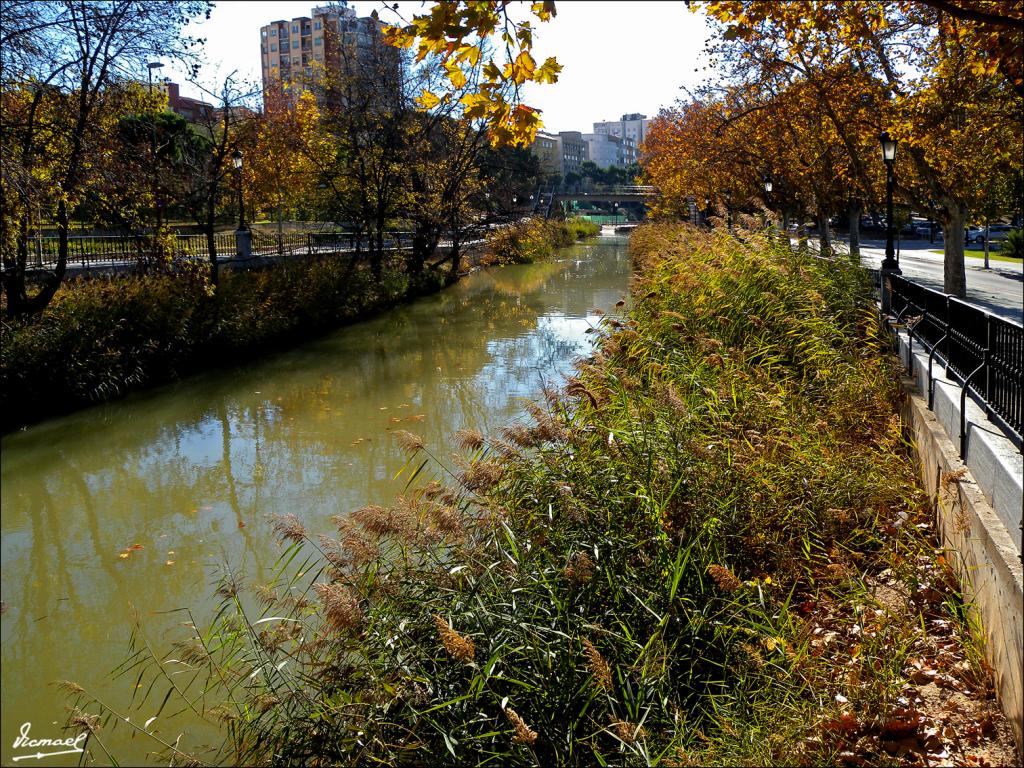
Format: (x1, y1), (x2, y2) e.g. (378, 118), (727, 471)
(167, 0), (713, 132)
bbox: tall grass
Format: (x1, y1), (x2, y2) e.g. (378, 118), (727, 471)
(64, 223), (945, 766)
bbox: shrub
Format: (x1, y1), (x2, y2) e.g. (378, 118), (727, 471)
(565, 217), (601, 239)
(484, 218), (597, 265)
(1004, 228), (1023, 259)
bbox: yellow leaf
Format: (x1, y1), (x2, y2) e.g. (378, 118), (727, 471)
(417, 89), (441, 110)
(446, 62), (467, 89)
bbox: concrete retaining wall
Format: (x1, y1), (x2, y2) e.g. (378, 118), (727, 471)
(894, 327), (1023, 754)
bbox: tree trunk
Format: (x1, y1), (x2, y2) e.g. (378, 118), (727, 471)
(447, 231), (461, 282)
(205, 188), (219, 287)
(23, 199), (70, 314)
(3, 214), (30, 317)
(982, 222), (990, 269)
(846, 199), (862, 260)
(817, 212), (832, 258)
(942, 205), (968, 297)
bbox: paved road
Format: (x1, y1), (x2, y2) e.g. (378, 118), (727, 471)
(838, 237), (1022, 324)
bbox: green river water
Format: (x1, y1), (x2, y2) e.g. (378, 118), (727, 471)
(0, 234), (631, 765)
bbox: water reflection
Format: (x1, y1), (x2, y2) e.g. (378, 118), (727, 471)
(0, 234), (630, 765)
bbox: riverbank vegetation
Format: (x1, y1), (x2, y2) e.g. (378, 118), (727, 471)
(484, 217), (601, 265)
(66, 223), (1015, 766)
(0, 255), (443, 433)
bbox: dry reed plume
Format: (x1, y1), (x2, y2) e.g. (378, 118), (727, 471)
(272, 513), (307, 543)
(433, 614), (475, 663)
(582, 638), (613, 690)
(706, 564), (742, 593)
(504, 707), (538, 746)
(393, 429), (426, 454)
(455, 428), (485, 451)
(314, 582), (362, 631)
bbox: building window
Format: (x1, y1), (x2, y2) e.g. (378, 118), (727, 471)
(292, 24), (298, 33)
(262, 30), (267, 37)
(270, 43), (277, 51)
(271, 28), (277, 36)
(315, 20), (321, 29)
(314, 37), (322, 45)
(293, 57), (299, 64)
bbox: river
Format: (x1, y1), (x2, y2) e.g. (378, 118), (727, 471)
(0, 233), (631, 766)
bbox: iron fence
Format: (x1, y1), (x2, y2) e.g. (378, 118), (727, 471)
(888, 273), (1022, 455)
(5, 228), (464, 272)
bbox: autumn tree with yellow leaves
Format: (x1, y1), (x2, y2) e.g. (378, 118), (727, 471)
(1, 0), (211, 317)
(679, 0), (1024, 296)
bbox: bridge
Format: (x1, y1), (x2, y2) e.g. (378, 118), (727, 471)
(548, 185), (657, 205)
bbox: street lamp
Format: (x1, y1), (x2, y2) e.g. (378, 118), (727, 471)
(879, 131), (900, 273)
(232, 149), (251, 258)
(146, 61), (163, 90)
(146, 62), (164, 239)
(232, 149), (248, 231)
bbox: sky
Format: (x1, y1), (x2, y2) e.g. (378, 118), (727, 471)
(167, 0), (714, 133)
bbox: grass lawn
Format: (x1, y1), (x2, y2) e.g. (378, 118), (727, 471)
(930, 249), (1023, 265)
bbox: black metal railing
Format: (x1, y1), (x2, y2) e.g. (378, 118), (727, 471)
(3, 228), (476, 273)
(888, 274), (1022, 455)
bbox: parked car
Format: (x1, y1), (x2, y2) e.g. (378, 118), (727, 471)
(914, 223), (940, 238)
(965, 226), (983, 243)
(975, 225), (1020, 244)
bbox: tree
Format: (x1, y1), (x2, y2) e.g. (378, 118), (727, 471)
(247, 89), (331, 242)
(699, 1), (1024, 296)
(1, 0), (210, 316)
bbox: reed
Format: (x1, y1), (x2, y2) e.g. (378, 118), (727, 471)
(62, 223), (1008, 767)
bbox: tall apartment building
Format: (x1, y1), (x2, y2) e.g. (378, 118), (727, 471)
(593, 113), (652, 154)
(259, 2), (395, 110)
(582, 133), (637, 169)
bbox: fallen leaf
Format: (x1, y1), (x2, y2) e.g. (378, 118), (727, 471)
(118, 552), (130, 559)
(165, 560), (175, 566)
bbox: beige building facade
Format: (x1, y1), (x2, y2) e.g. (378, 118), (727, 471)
(531, 130), (590, 180)
(260, 2), (392, 109)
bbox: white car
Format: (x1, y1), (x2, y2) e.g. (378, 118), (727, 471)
(975, 225), (1018, 244)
